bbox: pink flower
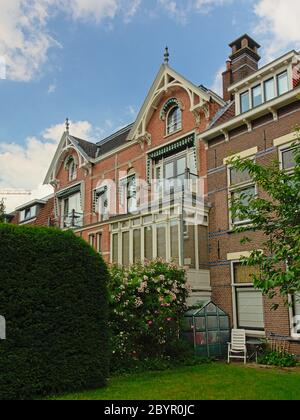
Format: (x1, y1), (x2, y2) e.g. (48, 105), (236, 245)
(148, 320), (153, 326)
(166, 317), (173, 322)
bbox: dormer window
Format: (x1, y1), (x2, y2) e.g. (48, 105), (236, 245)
(238, 69), (290, 115)
(167, 106), (182, 135)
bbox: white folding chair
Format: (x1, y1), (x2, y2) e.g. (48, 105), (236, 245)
(228, 329), (247, 364)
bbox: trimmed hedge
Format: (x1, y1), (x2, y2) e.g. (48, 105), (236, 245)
(0, 224), (109, 400)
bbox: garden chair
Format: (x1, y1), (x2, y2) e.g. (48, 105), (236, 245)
(228, 329), (247, 364)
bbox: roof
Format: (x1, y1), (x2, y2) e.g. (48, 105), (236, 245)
(209, 101), (236, 129)
(229, 34), (261, 49)
(96, 123), (134, 157)
(70, 136), (99, 159)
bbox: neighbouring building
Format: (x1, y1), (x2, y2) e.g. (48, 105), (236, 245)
(11, 35), (300, 354)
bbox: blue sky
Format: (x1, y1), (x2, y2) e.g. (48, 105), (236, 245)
(0, 0), (299, 210)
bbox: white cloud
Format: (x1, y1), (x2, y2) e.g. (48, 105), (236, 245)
(47, 83), (56, 94)
(254, 0), (300, 60)
(210, 64), (225, 97)
(0, 120), (97, 212)
(0, 0), (141, 82)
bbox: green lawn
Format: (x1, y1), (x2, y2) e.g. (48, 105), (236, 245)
(54, 363), (300, 400)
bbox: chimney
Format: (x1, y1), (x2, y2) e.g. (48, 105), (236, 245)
(222, 34), (261, 101)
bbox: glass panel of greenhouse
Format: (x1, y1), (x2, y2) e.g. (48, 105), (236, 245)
(181, 301), (230, 358)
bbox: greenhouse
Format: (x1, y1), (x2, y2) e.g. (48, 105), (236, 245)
(181, 301), (230, 358)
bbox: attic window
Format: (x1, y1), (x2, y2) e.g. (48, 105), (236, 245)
(167, 106), (182, 135)
(64, 156), (77, 182)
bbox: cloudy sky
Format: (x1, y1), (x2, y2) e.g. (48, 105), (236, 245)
(0, 0), (299, 211)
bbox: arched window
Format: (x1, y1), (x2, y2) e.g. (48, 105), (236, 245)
(64, 156), (77, 182)
(167, 106), (182, 135)
(69, 160), (77, 181)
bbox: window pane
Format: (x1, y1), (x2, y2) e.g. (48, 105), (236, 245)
(144, 226), (153, 260)
(112, 234), (119, 264)
(252, 85), (262, 107)
(122, 231), (130, 266)
(184, 223), (196, 269)
(236, 287), (264, 330)
(264, 78), (275, 101)
(293, 294), (300, 335)
(282, 147), (298, 170)
(170, 220), (179, 264)
(167, 106), (182, 134)
(133, 229), (141, 263)
(230, 168), (251, 186)
(234, 263), (260, 284)
(231, 186), (255, 224)
(157, 224), (167, 261)
(277, 71), (289, 96)
(177, 157), (186, 176)
(240, 91), (250, 113)
(165, 162), (174, 179)
(96, 233), (102, 253)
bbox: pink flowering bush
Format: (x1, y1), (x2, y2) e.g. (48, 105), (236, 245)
(108, 260), (190, 367)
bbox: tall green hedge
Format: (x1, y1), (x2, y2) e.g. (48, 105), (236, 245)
(0, 224), (109, 400)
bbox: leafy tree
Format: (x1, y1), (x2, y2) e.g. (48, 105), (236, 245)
(0, 199), (5, 223)
(229, 131), (300, 308)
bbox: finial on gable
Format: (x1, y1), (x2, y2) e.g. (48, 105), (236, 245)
(164, 46), (169, 65)
(65, 118), (70, 133)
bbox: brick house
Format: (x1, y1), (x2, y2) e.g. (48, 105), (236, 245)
(12, 35), (300, 353)
(200, 35), (300, 354)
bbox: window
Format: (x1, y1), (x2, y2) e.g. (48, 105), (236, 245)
(281, 145), (299, 170)
(112, 233), (119, 264)
(69, 160), (77, 181)
(167, 106), (182, 135)
(144, 226), (153, 261)
(264, 78), (276, 101)
(277, 71), (289, 96)
(170, 220), (179, 264)
(133, 229), (141, 263)
(156, 224), (167, 260)
(89, 234), (95, 248)
(127, 175), (137, 213)
(62, 192), (82, 228)
(96, 233), (102, 253)
(292, 294), (300, 336)
(252, 85), (262, 108)
(240, 91), (250, 113)
(231, 186), (256, 225)
(122, 231), (130, 266)
(20, 205), (37, 222)
(228, 164), (255, 226)
(230, 167), (251, 186)
(233, 263), (264, 331)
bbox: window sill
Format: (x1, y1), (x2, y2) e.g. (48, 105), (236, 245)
(164, 128), (183, 139)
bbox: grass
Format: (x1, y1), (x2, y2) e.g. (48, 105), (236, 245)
(53, 363), (300, 400)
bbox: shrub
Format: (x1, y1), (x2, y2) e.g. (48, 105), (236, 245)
(258, 351), (297, 368)
(0, 224), (109, 400)
(108, 260), (190, 370)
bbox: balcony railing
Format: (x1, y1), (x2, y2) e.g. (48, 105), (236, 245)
(63, 210), (83, 228)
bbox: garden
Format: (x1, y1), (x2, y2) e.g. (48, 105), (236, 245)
(0, 223), (299, 400)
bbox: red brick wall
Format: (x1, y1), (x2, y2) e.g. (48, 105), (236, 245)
(206, 103), (300, 354)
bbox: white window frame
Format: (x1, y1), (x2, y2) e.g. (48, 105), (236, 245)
(289, 294), (300, 339)
(278, 141), (299, 172)
(166, 105), (182, 136)
(231, 260), (265, 337)
(236, 65), (292, 115)
(227, 162), (257, 230)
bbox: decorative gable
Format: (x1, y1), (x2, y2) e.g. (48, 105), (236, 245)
(44, 132), (92, 187)
(127, 64), (225, 146)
